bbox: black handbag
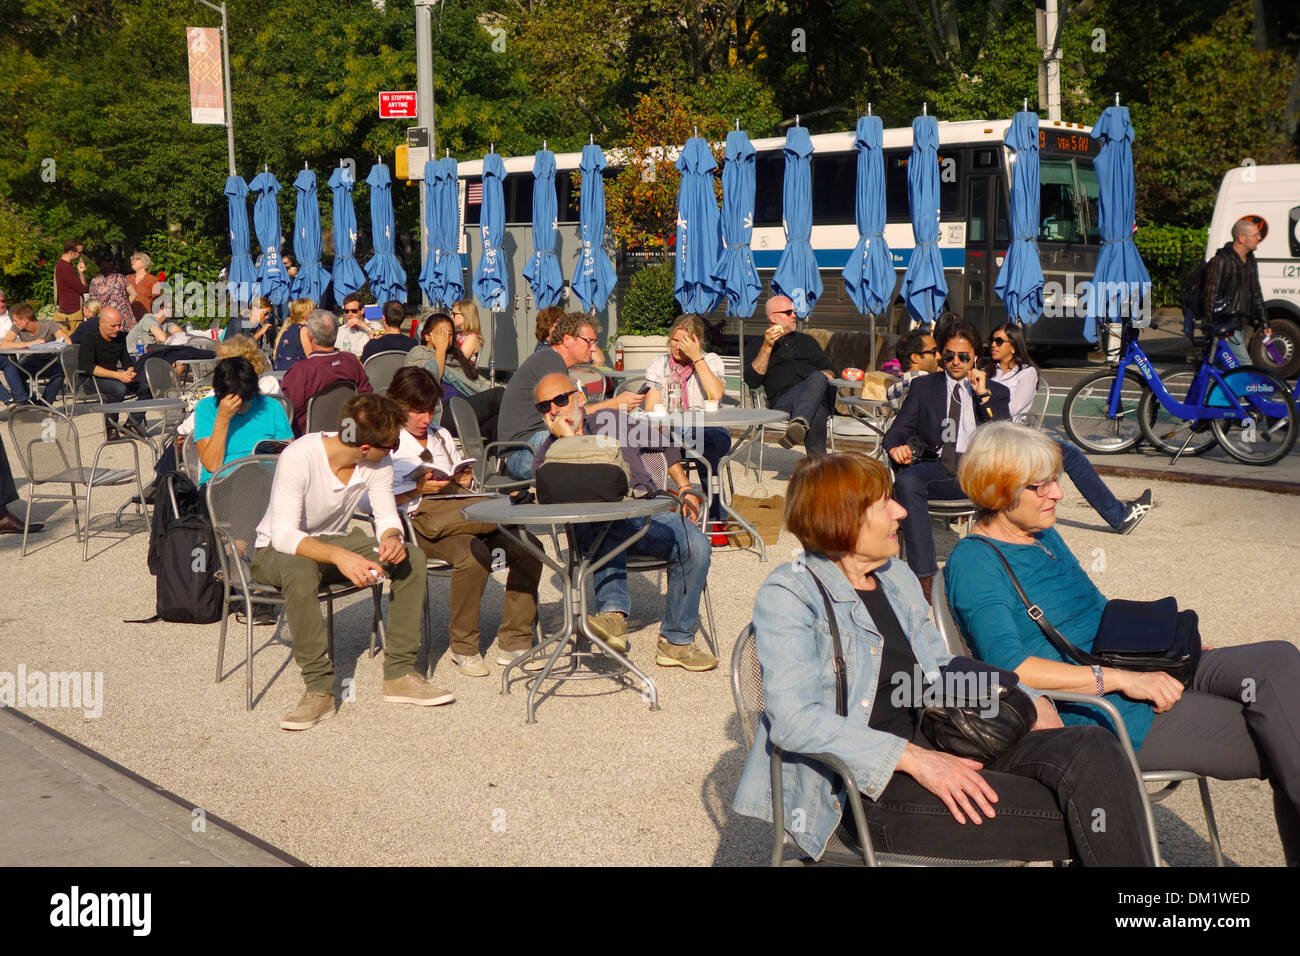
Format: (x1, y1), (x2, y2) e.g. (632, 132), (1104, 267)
(971, 537), (1201, 687)
(806, 572), (1035, 764)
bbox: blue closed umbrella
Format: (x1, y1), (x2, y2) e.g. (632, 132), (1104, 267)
(842, 115), (893, 317)
(995, 111), (1045, 324)
(418, 157), (465, 307)
(224, 175), (256, 305)
(522, 149), (564, 309)
(673, 137), (723, 314)
(570, 143), (617, 312)
(364, 162), (408, 306)
(713, 130), (761, 318)
(472, 151), (510, 313)
(1084, 105), (1151, 342)
(772, 127), (822, 317)
(900, 115), (948, 326)
(290, 169), (331, 305)
(249, 170), (290, 306)
(328, 165), (366, 305)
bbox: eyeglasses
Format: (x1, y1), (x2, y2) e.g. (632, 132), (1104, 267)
(920, 347), (940, 356)
(990, 336), (1009, 346)
(770, 309), (795, 317)
(534, 389), (577, 415)
(575, 335), (598, 348)
(373, 440), (401, 453)
(1024, 475), (1061, 497)
(344, 307), (362, 314)
(941, 350), (973, 364)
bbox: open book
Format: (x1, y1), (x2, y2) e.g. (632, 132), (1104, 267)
(404, 458), (477, 484)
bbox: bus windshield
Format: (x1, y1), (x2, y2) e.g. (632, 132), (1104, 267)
(1038, 157), (1100, 244)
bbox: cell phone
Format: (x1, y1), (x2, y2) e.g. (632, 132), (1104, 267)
(637, 383), (653, 395)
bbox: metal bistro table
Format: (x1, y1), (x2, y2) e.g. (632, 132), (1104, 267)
(462, 495), (675, 724)
(5, 341), (69, 407)
(90, 398), (187, 459)
(635, 407), (788, 561)
(838, 395), (895, 462)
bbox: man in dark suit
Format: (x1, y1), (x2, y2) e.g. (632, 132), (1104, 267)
(883, 319), (1010, 602)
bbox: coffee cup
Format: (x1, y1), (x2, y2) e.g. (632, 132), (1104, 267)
(703, 399), (719, 412)
(652, 403), (666, 415)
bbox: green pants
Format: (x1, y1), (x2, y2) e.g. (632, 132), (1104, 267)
(250, 527), (426, 693)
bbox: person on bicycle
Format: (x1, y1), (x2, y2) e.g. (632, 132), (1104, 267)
(1204, 218), (1271, 366)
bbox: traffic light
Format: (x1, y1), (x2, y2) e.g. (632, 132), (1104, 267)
(394, 144), (410, 180)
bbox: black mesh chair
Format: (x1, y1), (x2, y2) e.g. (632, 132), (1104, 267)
(304, 380), (357, 434)
(447, 395), (531, 494)
(206, 456), (388, 710)
(362, 350), (409, 395)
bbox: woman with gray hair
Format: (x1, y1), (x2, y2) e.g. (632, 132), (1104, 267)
(126, 251), (158, 322)
(945, 421), (1300, 865)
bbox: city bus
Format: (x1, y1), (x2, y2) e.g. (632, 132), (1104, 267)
(454, 117), (1102, 370)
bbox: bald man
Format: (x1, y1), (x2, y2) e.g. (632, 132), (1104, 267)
(532, 372), (716, 671)
(742, 295), (837, 455)
(78, 306), (144, 433)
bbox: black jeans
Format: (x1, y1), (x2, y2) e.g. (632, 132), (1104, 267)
(855, 725), (1154, 866)
(768, 372), (836, 456)
(1137, 642), (1300, 865)
(893, 460), (963, 578)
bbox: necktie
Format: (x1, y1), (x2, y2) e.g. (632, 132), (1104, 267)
(940, 383), (961, 475)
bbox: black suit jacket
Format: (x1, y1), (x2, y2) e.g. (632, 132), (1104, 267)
(883, 371), (1011, 462)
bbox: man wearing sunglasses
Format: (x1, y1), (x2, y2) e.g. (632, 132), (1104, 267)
(886, 328), (940, 411)
(532, 373), (716, 671)
(334, 293), (374, 358)
(883, 319), (1011, 603)
(498, 312), (644, 480)
(252, 393), (453, 731)
(743, 295), (838, 454)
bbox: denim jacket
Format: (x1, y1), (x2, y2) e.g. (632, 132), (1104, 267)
(731, 551), (1039, 860)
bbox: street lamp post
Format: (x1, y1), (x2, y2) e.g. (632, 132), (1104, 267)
(414, 0), (437, 305)
(196, 0), (237, 175)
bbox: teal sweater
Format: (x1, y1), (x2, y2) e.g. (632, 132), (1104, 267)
(944, 526), (1154, 750)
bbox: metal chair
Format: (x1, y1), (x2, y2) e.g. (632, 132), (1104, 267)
(186, 335), (219, 352)
(205, 456), (388, 710)
(447, 395), (531, 494)
(931, 568), (1219, 867)
(304, 380), (357, 434)
(731, 624), (1029, 866)
(1027, 377), (1051, 429)
(6, 406), (146, 558)
(179, 432), (202, 485)
(363, 350), (409, 395)
(570, 364), (607, 402)
(270, 393), (294, 427)
(613, 377), (646, 398)
(60, 350), (103, 416)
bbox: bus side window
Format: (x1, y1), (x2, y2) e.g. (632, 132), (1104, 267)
(507, 172), (534, 225)
(754, 153), (784, 227)
(969, 177), (988, 242)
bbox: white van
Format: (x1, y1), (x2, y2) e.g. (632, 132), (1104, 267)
(1206, 163), (1300, 377)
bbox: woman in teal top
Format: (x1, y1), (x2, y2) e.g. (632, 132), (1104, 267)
(193, 357), (293, 484)
(946, 421), (1300, 865)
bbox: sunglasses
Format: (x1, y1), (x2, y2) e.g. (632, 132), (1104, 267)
(535, 389), (577, 415)
(344, 307), (363, 313)
(770, 309), (795, 317)
(941, 350), (973, 364)
(1024, 475), (1061, 498)
(991, 336), (1009, 346)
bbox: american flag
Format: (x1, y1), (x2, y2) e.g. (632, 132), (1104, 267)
(467, 180), (482, 205)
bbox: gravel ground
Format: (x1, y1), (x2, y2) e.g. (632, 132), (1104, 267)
(2, 427), (1297, 866)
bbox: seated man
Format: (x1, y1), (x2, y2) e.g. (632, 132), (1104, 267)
(0, 302), (69, 405)
(743, 295), (838, 454)
(883, 319), (1010, 603)
(250, 393), (453, 731)
(360, 300), (415, 362)
(0, 432), (45, 535)
(78, 306), (145, 434)
(125, 302), (185, 354)
(886, 327), (940, 411)
(281, 308), (372, 436)
(532, 372), (716, 671)
(497, 312), (643, 480)
(335, 293), (374, 358)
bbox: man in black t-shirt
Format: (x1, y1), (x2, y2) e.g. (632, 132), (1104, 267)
(361, 300), (416, 362)
(743, 295), (838, 455)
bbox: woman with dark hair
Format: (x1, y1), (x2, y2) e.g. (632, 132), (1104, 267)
(984, 322), (1040, 424)
(732, 451), (1155, 865)
(192, 356), (292, 483)
(407, 311), (504, 440)
(88, 258), (135, 331)
(385, 366), (540, 677)
(533, 304), (565, 354)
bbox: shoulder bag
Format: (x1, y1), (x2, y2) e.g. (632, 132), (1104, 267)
(971, 536), (1200, 686)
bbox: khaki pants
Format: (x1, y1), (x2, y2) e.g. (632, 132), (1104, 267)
(55, 310), (83, 332)
(250, 527), (426, 694)
(410, 496), (541, 656)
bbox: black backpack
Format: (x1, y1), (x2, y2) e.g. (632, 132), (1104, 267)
(131, 472), (223, 624)
(1180, 260), (1209, 339)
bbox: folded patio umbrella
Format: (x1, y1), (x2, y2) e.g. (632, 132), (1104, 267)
(290, 168), (331, 305)
(673, 136), (723, 314)
(472, 151), (510, 314)
(900, 114), (948, 326)
(569, 144), (617, 312)
(363, 162), (409, 306)
(224, 174), (256, 306)
(771, 126), (822, 318)
(328, 164), (367, 305)
(995, 111), (1045, 325)
(522, 149), (564, 309)
(249, 170), (290, 306)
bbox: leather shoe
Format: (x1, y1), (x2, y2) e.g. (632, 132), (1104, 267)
(0, 511), (42, 534)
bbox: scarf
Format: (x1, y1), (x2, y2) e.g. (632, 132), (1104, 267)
(666, 354), (696, 410)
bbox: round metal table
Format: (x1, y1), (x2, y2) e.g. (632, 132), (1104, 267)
(462, 495), (674, 723)
(2, 341), (69, 407)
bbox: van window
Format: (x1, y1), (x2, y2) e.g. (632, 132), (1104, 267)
(1289, 206), (1300, 257)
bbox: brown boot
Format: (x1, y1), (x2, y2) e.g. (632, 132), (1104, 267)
(918, 575), (934, 605)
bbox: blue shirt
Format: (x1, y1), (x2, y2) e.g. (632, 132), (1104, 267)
(193, 394), (293, 483)
(944, 526), (1155, 749)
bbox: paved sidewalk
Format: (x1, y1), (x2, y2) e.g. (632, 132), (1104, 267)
(0, 709), (297, 867)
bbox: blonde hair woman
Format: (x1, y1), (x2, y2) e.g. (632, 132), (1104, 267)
(451, 298), (483, 367)
(218, 333), (281, 395)
(272, 297), (315, 372)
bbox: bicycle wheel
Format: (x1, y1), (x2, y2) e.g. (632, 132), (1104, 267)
(1063, 371), (1145, 453)
(1206, 365), (1299, 465)
(1137, 370), (1219, 456)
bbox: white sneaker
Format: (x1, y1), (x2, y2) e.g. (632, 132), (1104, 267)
(496, 647), (546, 672)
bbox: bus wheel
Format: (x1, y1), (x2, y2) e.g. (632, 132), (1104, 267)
(1250, 316), (1300, 379)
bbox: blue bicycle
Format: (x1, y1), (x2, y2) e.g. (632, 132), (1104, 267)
(1063, 317), (1298, 466)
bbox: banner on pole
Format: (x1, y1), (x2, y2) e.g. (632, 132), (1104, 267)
(187, 27), (225, 125)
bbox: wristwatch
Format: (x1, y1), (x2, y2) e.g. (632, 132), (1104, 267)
(1091, 665), (1105, 696)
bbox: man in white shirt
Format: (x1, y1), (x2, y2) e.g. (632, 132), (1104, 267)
(335, 293), (373, 358)
(250, 393), (453, 731)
